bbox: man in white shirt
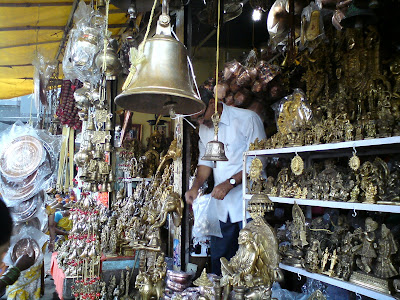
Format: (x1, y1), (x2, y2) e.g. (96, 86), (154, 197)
(185, 88), (266, 275)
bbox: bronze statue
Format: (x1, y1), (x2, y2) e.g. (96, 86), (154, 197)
(374, 224), (398, 279)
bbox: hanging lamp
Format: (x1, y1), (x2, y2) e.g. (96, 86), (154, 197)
(114, 0), (205, 115)
(201, 0), (228, 166)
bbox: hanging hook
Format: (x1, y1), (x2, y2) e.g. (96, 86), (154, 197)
(353, 146), (357, 155)
(355, 293), (362, 300)
(297, 273), (302, 281)
(352, 209), (357, 217)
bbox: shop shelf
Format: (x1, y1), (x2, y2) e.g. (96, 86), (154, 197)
(279, 263), (395, 300)
(244, 136), (400, 157)
(243, 195), (400, 213)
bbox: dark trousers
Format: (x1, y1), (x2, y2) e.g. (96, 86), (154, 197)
(210, 216), (246, 275)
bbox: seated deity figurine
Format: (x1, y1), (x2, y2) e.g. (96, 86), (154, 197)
(220, 197), (283, 300)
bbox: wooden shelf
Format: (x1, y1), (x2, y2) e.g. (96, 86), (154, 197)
(279, 263), (395, 300)
(244, 195), (400, 213)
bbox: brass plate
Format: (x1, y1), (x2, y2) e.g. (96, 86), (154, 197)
(0, 170), (38, 201)
(9, 192), (43, 222)
(0, 135), (44, 181)
(11, 238), (40, 264)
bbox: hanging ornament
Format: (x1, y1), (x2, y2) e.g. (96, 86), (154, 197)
(291, 154), (304, 176)
(349, 151), (360, 171)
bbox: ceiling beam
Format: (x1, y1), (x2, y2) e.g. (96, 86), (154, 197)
(0, 40), (61, 50)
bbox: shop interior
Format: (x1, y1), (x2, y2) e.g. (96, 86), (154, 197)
(0, 0), (400, 299)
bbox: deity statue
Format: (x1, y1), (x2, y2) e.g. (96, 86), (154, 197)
(108, 275), (117, 300)
(337, 232), (356, 281)
(305, 240), (320, 273)
(220, 195), (283, 300)
(374, 224), (398, 279)
(151, 254), (167, 299)
(326, 249), (338, 277)
(113, 286), (120, 300)
(320, 248), (329, 273)
(356, 218), (378, 274)
(344, 120), (354, 141)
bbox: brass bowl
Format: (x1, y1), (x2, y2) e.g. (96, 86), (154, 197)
(11, 238), (40, 264)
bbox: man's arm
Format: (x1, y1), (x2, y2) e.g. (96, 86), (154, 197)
(185, 165), (212, 205)
(211, 171), (242, 200)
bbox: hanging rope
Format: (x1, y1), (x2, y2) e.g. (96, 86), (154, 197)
(214, 0), (221, 114)
(102, 0), (110, 72)
(122, 0), (158, 91)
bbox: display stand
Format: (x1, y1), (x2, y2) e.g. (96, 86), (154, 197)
(242, 136), (400, 298)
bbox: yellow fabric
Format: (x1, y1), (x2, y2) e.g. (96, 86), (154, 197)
(57, 217), (73, 232)
(6, 262), (42, 300)
(0, 2), (128, 99)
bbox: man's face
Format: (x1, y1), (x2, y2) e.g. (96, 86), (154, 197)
(191, 100), (215, 128)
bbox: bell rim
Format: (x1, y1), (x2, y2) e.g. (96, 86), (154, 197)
(115, 89), (205, 114)
(201, 155), (229, 161)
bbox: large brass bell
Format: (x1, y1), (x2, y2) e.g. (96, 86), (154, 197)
(201, 113), (228, 167)
(114, 5), (205, 115)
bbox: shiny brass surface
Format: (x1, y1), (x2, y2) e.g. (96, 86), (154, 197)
(202, 113), (228, 162)
(115, 34), (204, 114)
(0, 135), (44, 181)
(201, 140), (229, 162)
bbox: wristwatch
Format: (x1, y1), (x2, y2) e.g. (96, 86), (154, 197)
(229, 177), (237, 187)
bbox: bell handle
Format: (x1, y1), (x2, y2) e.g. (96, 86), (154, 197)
(212, 112), (220, 139)
(156, 0), (171, 35)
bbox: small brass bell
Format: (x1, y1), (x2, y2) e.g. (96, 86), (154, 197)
(105, 119), (113, 131)
(83, 182), (91, 191)
(88, 172), (97, 182)
(107, 182), (113, 192)
(108, 172), (115, 182)
(201, 113), (228, 167)
(86, 142), (93, 151)
(93, 146), (103, 160)
(104, 141), (113, 152)
(91, 183), (98, 193)
(87, 116), (95, 131)
(80, 169), (88, 180)
(100, 183), (107, 192)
